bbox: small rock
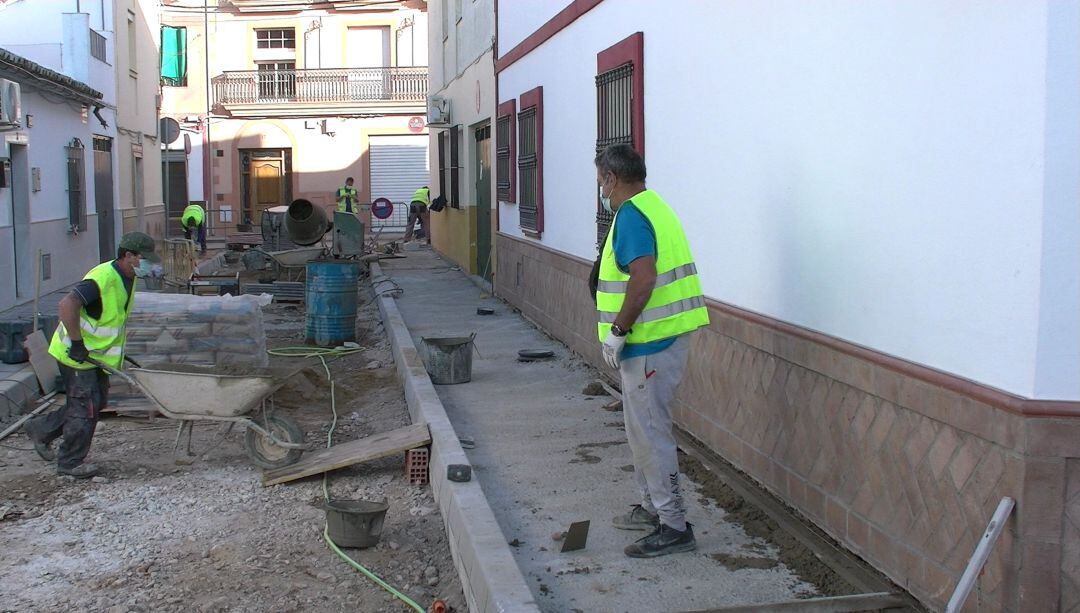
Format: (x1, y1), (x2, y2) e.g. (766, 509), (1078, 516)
(552, 531), (565, 541)
(388, 540), (400, 551)
(426, 576), (439, 587)
(365, 360), (382, 370)
(582, 381), (607, 396)
(423, 566), (438, 579)
(316, 571), (334, 582)
(91, 476), (111, 484)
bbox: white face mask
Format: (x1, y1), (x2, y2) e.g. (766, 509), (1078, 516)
(134, 259), (153, 278)
(599, 183), (613, 213)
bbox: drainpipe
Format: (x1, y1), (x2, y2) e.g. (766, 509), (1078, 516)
(203, 0), (213, 231)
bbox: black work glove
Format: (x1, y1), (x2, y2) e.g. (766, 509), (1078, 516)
(68, 339), (90, 363)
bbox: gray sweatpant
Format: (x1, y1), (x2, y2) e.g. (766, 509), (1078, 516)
(620, 334), (690, 531)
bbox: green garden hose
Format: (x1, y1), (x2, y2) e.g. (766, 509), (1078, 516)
(267, 346), (426, 613)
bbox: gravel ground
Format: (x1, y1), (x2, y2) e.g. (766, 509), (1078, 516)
(0, 278), (464, 613)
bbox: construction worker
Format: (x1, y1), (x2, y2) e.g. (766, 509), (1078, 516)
(22, 232), (158, 479)
(181, 203), (207, 254)
(594, 144), (710, 558)
(336, 177), (358, 213)
(403, 186), (431, 244)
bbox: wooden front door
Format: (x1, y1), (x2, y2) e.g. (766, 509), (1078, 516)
(241, 149), (291, 226)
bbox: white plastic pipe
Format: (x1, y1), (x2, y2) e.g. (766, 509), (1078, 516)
(946, 496), (1015, 613)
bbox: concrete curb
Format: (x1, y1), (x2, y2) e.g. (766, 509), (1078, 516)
(371, 262), (539, 613)
(0, 365), (40, 424)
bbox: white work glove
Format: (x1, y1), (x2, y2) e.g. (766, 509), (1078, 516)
(602, 332), (627, 370)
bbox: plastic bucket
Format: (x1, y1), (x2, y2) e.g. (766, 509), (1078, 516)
(323, 499), (389, 548)
(305, 260), (360, 346)
(421, 334), (475, 385)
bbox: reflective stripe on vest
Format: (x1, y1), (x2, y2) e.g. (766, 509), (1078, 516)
(596, 190), (709, 344)
(48, 261), (134, 370)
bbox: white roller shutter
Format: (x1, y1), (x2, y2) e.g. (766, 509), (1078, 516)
(369, 134), (429, 228)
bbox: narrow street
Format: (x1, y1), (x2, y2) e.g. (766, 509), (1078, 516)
(0, 276), (465, 612)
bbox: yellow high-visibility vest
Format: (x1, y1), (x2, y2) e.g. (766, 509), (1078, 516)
(410, 187), (430, 206)
(337, 186), (358, 212)
(596, 189), (709, 343)
(181, 204), (205, 228)
(49, 261), (135, 370)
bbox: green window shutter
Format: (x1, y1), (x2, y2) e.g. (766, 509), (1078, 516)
(160, 26), (187, 86)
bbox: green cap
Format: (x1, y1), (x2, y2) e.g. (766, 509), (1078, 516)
(118, 231), (160, 262)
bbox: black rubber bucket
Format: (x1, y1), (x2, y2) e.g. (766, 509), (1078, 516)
(323, 499), (389, 548)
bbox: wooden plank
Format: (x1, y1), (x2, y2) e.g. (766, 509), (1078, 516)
(23, 330), (59, 395)
(674, 429), (912, 600)
(262, 423), (431, 486)
(681, 592), (908, 613)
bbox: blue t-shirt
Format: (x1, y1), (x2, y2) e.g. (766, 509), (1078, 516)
(612, 203), (677, 359)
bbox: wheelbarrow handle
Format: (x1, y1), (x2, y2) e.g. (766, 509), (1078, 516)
(86, 358), (136, 386)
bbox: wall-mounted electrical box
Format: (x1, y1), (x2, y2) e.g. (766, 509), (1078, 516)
(30, 167), (41, 192)
(0, 158), (10, 188)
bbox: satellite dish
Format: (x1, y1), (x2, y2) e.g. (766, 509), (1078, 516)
(160, 117), (181, 144)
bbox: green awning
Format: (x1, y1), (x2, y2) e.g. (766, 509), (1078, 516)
(160, 25), (187, 86)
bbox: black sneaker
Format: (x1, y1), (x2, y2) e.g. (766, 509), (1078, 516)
(22, 420), (55, 462)
(57, 463), (99, 479)
(612, 505), (660, 531)
(624, 523), (696, 558)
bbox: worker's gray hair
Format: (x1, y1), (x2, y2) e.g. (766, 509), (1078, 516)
(594, 144), (646, 182)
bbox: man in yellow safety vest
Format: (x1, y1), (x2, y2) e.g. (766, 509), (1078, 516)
(403, 186), (431, 244)
(336, 177), (358, 213)
(22, 232), (158, 478)
(594, 144), (709, 558)
(181, 203), (206, 254)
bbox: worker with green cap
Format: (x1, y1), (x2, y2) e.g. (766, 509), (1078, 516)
(181, 203), (207, 254)
(23, 232), (159, 479)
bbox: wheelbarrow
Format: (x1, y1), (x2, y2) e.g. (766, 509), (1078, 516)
(96, 361), (307, 469)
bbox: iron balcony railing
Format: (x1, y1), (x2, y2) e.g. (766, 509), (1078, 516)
(212, 66), (428, 105)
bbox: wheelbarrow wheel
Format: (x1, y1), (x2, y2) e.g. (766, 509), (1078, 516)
(244, 415), (304, 469)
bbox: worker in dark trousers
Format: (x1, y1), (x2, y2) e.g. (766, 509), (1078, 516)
(403, 186), (431, 244)
(181, 203), (207, 254)
(22, 232), (158, 479)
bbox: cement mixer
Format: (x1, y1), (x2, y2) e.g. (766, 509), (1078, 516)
(284, 198), (365, 257)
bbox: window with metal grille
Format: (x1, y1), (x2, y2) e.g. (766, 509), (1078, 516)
(496, 99), (515, 202)
(595, 32), (644, 248)
(437, 128), (460, 207)
(595, 63), (633, 246)
(256, 28), (295, 49)
(516, 86), (543, 235)
(450, 126), (460, 208)
(257, 62), (295, 100)
(66, 140), (87, 231)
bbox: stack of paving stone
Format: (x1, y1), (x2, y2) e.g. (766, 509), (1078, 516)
(124, 293), (271, 367)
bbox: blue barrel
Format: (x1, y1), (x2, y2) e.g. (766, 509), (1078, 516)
(305, 260), (360, 346)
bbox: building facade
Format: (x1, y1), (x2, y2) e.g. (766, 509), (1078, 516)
(0, 0), (167, 311)
(114, 0), (165, 241)
(159, 0), (429, 239)
(426, 0), (496, 278)
(495, 2), (1080, 611)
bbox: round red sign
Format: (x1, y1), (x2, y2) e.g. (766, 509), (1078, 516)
(408, 116), (425, 133)
(371, 197), (394, 220)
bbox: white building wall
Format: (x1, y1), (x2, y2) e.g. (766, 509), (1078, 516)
(495, 0), (567, 53)
(0, 88), (101, 311)
(497, 0), (1079, 400)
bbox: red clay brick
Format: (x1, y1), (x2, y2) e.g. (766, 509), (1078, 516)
(847, 512), (870, 553)
(1019, 457), (1066, 542)
(927, 426), (961, 481)
(825, 496), (846, 537)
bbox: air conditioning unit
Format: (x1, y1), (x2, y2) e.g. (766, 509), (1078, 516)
(427, 96), (451, 126)
(0, 80), (22, 129)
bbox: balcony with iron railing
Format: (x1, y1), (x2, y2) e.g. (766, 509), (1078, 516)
(211, 66), (428, 117)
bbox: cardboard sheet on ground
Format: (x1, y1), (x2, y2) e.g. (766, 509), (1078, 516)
(262, 423), (431, 486)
